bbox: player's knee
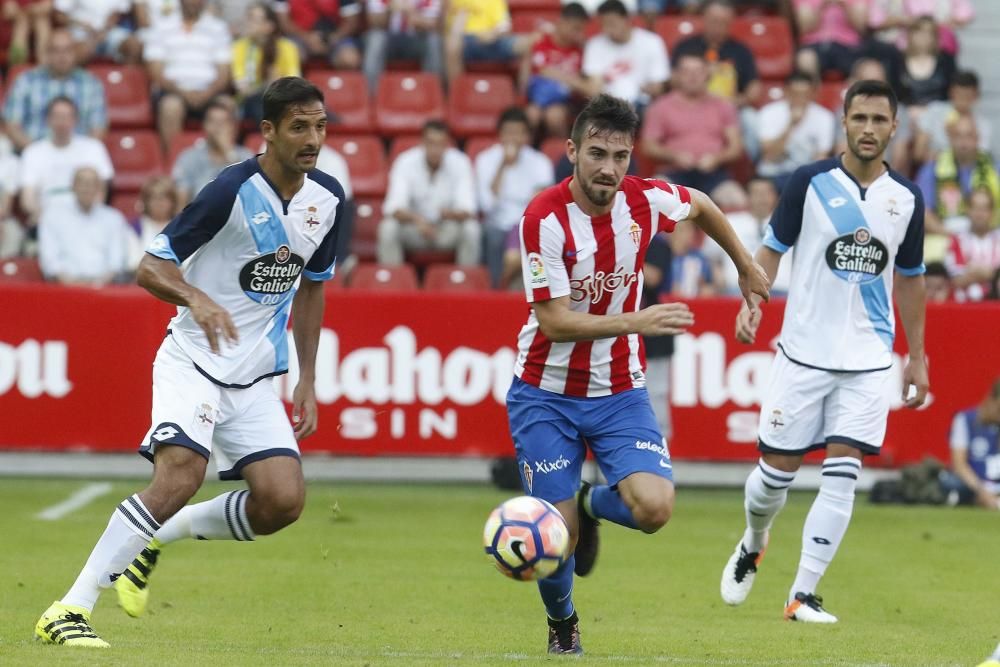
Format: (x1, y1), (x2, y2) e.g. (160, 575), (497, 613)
(249, 487), (304, 535)
(632, 497), (673, 534)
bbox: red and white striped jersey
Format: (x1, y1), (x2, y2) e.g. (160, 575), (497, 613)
(945, 229), (1000, 301)
(515, 176), (692, 397)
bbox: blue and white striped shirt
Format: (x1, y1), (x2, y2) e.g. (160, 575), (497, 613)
(2, 66), (108, 142)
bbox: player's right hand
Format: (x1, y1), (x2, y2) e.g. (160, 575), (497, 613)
(190, 292), (239, 355)
(635, 303), (694, 336)
(735, 301), (763, 344)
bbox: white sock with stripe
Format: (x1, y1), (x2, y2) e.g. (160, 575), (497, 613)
(790, 457), (861, 598)
(62, 495), (160, 611)
(742, 459), (796, 554)
(154, 490), (255, 544)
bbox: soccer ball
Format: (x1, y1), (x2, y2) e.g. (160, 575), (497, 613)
(483, 496), (570, 581)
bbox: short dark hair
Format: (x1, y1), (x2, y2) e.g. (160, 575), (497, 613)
(597, 0), (628, 17)
(570, 94), (638, 148)
(951, 70), (980, 91)
(261, 76), (325, 125)
(46, 95), (77, 117)
(924, 261), (949, 278)
(786, 70), (816, 87)
(561, 2), (588, 20)
(843, 79), (898, 118)
(204, 97), (235, 120)
(496, 107), (530, 133)
(702, 0), (735, 12)
(421, 119), (449, 136)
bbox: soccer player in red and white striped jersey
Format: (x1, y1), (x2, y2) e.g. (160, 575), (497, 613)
(505, 94), (770, 655)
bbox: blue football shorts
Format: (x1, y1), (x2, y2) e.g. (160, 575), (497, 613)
(506, 376), (673, 504)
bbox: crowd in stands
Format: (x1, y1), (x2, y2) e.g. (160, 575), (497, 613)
(0, 0), (997, 302)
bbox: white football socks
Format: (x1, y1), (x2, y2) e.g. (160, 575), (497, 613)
(155, 490), (255, 544)
(62, 494), (160, 611)
(742, 459), (795, 554)
(791, 457), (861, 598)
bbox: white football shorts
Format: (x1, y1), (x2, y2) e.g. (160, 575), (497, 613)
(756, 348), (893, 456)
(138, 335), (300, 479)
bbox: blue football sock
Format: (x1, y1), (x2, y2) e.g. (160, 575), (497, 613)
(538, 554), (575, 620)
(588, 485), (638, 529)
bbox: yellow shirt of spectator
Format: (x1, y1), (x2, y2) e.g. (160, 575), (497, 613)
(448, 0), (511, 38)
(232, 37), (302, 93)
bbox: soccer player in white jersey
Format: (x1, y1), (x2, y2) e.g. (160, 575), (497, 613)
(34, 77), (346, 647)
(719, 80), (930, 623)
(507, 94), (771, 655)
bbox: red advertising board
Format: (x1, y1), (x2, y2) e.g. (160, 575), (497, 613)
(1, 283), (998, 466)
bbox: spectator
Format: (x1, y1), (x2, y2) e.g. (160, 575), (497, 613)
(54, 0), (142, 63)
(445, 0), (529, 84)
(913, 71), (991, 165)
(834, 57), (912, 174)
(172, 100), (254, 207)
(702, 177), (792, 295)
(212, 0), (261, 35)
(377, 120), (480, 267)
(19, 96), (115, 227)
(581, 0), (669, 110)
(898, 15), (955, 110)
(643, 234), (674, 439)
(2, 28), (108, 151)
(915, 116), (1000, 237)
(793, 0), (867, 80)
(0, 131), (21, 258)
(363, 0), (443, 92)
(667, 221), (714, 297)
(944, 189), (1000, 302)
(641, 52), (742, 200)
(757, 71), (835, 191)
(672, 0), (761, 108)
(38, 166), (128, 285)
(941, 377), (1000, 510)
(923, 260), (952, 302)
(126, 175), (179, 271)
(868, 0), (974, 58)
(475, 108), (554, 287)
(569, 0), (636, 13)
(4, 0), (52, 64)
(280, 0), (361, 69)
(145, 0), (233, 151)
(232, 2), (301, 124)
(519, 2), (588, 139)
(134, 0), (180, 39)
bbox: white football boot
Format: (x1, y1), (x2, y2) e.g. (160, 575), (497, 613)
(784, 592), (838, 623)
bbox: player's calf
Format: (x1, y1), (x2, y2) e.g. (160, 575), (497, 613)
(618, 473), (675, 534)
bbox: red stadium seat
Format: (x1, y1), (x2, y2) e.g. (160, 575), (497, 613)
(758, 79), (785, 107)
(464, 136), (496, 163)
(731, 17), (794, 80)
(653, 16), (703, 51)
(307, 70), (373, 133)
(349, 263), (419, 290)
(0, 257), (43, 282)
(325, 135), (387, 197)
(90, 64), (153, 129)
(406, 249), (456, 268)
(375, 72), (445, 137)
(111, 191), (141, 219)
(508, 0), (559, 10)
(511, 10), (559, 34)
(447, 74), (517, 138)
(166, 130), (204, 170)
(423, 264), (491, 292)
(818, 80), (848, 113)
(104, 130), (165, 193)
(540, 136), (568, 165)
(351, 198), (382, 263)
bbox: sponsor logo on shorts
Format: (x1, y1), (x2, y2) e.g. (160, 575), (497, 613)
(534, 455), (571, 474)
(527, 252), (548, 289)
(635, 439), (669, 458)
(152, 425), (179, 441)
(523, 461), (533, 493)
(825, 229), (888, 284)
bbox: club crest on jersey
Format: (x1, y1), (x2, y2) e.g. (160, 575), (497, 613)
(629, 221), (641, 249)
(825, 228), (888, 284)
(304, 205), (320, 233)
(527, 252), (548, 288)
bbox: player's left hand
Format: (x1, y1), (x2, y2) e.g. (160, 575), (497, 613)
(901, 355), (929, 408)
(737, 261), (771, 314)
(292, 381), (318, 440)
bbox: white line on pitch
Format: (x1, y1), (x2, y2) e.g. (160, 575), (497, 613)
(36, 482), (113, 521)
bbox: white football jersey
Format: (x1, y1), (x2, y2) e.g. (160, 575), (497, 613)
(762, 157), (925, 372)
(146, 157), (345, 387)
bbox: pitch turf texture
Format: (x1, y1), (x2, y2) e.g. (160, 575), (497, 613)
(1, 479), (996, 666)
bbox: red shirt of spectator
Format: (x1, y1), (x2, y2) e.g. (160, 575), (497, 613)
(530, 32), (582, 78)
(289, 0), (358, 31)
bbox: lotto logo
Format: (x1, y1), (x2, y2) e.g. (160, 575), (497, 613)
(152, 426), (179, 441)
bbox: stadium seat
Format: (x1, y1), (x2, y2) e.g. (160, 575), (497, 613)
(540, 136), (568, 165)
(375, 72), (445, 136)
(423, 264), (491, 292)
(325, 135), (387, 198)
(653, 16), (703, 51)
(818, 80), (848, 113)
(349, 263), (419, 290)
(104, 130), (165, 193)
(511, 10), (559, 34)
(351, 198), (382, 263)
(0, 257), (43, 282)
(731, 17), (794, 80)
(166, 130), (204, 170)
(406, 249), (456, 268)
(447, 74), (517, 138)
(758, 79), (785, 107)
(111, 191), (141, 219)
(90, 64), (153, 129)
(508, 0), (559, 10)
(307, 70), (373, 133)
(464, 136), (496, 163)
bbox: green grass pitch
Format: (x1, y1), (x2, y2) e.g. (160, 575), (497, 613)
(0, 478), (996, 666)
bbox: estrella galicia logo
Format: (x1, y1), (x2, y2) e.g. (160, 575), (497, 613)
(825, 228), (888, 284)
(239, 243), (304, 304)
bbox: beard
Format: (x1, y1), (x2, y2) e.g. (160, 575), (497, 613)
(575, 166), (618, 207)
(847, 134), (887, 163)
